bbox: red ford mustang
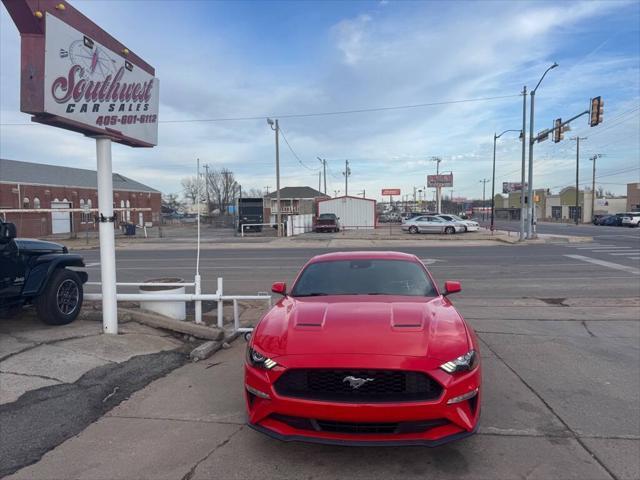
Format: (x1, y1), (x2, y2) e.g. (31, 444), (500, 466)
(245, 251), (481, 446)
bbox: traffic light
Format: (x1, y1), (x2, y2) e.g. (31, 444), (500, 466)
(553, 118), (563, 143)
(590, 96), (604, 127)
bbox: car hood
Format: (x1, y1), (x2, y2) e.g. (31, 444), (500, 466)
(15, 238), (66, 254)
(253, 296), (469, 360)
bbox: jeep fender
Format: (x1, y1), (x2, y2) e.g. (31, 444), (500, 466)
(22, 254), (88, 297)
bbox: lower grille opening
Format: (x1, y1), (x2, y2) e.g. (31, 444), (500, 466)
(270, 414), (449, 435)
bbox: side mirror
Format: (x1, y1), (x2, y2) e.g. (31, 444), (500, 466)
(0, 222), (17, 243)
(443, 281), (461, 296)
(271, 282), (287, 296)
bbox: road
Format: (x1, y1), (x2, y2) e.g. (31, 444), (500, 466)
(4, 238), (639, 479)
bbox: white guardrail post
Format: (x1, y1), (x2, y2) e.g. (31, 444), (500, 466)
(233, 299), (240, 331)
(194, 274), (202, 324)
(217, 277), (224, 328)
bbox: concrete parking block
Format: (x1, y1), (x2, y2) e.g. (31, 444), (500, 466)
(482, 333), (640, 438)
(0, 344), (109, 384)
(56, 333), (183, 363)
(109, 343), (245, 424)
(0, 372), (61, 405)
(190, 428), (611, 480)
(581, 438), (640, 480)
(6, 416), (241, 480)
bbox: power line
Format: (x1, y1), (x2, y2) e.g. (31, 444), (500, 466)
(0, 93), (521, 126)
(278, 126), (319, 172)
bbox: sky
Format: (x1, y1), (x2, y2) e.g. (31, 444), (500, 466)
(1, 0), (639, 202)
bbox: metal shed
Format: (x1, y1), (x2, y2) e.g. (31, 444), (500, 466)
(317, 196), (377, 230)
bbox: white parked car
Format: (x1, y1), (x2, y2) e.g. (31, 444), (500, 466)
(620, 212), (640, 227)
(436, 214), (480, 232)
(401, 215), (464, 234)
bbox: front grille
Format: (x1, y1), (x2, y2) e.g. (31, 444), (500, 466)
(270, 414), (448, 435)
(274, 369), (442, 403)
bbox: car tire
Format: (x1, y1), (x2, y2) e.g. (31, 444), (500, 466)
(35, 269), (83, 325)
(409, 226), (418, 234)
(445, 226), (455, 235)
(462, 226), (468, 232)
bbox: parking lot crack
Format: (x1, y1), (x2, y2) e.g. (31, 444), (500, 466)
(0, 370), (64, 383)
(581, 321), (597, 337)
(480, 339), (619, 480)
(180, 425), (243, 480)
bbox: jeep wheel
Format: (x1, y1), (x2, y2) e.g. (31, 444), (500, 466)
(35, 269), (83, 325)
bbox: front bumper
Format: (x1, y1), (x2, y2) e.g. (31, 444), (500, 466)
(245, 354), (481, 446)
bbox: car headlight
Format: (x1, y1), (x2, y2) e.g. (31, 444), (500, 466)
(440, 350), (478, 374)
(247, 347), (278, 369)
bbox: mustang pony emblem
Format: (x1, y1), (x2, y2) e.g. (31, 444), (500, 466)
(342, 376), (374, 389)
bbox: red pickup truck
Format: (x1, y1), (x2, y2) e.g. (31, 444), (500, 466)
(315, 213), (340, 233)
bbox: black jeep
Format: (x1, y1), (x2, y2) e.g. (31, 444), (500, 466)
(0, 220), (88, 325)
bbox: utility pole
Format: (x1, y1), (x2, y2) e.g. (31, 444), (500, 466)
(590, 154), (603, 222)
(492, 129), (522, 231)
(431, 156), (442, 213)
(343, 160), (351, 196)
(264, 186), (270, 196)
(318, 171), (321, 193)
(203, 164), (211, 218)
(317, 157), (327, 195)
(479, 179), (490, 221)
(571, 137), (587, 225)
(267, 118), (282, 236)
(520, 86), (527, 241)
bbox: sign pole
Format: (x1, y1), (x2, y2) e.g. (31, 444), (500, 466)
(389, 195), (393, 236)
(96, 137), (118, 334)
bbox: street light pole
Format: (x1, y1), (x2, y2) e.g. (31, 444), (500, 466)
(267, 118), (281, 237)
(527, 62), (558, 239)
(520, 86), (527, 241)
(317, 157), (327, 194)
(590, 154), (602, 222)
(431, 156), (442, 213)
(571, 136), (587, 225)
(492, 129), (521, 231)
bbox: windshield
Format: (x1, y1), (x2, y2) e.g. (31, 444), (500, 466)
(291, 259), (437, 297)
(319, 213), (336, 219)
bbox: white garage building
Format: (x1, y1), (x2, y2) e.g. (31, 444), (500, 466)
(317, 196), (377, 230)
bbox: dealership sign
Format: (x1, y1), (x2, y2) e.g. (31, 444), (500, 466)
(502, 182), (527, 193)
(427, 174), (453, 188)
(381, 188), (401, 196)
(44, 14), (159, 146)
(6, 3), (159, 148)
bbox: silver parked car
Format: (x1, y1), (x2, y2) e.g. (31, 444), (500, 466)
(436, 214), (480, 232)
(401, 215), (463, 234)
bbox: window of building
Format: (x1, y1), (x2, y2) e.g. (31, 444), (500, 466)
(23, 197), (29, 208)
(33, 197), (41, 209)
(126, 200), (131, 222)
(552, 206), (561, 220)
(569, 206), (582, 221)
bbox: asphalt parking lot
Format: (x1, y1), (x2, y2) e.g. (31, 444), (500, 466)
(2, 229), (639, 479)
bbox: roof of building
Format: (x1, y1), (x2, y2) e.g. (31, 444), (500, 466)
(0, 159), (160, 193)
(265, 186), (328, 199)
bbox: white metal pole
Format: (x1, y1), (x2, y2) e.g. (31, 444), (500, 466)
(195, 159), (202, 324)
(96, 137), (118, 334)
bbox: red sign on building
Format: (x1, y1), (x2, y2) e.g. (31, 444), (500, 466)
(381, 188), (401, 196)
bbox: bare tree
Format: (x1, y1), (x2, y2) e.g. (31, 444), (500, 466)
(181, 176), (205, 205)
(206, 168), (239, 215)
(244, 187), (265, 198)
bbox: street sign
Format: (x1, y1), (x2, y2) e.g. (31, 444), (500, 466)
(381, 188), (401, 196)
(502, 182), (527, 193)
(427, 174), (453, 188)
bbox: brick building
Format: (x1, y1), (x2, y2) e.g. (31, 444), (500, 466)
(0, 159), (161, 238)
(627, 183), (640, 211)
